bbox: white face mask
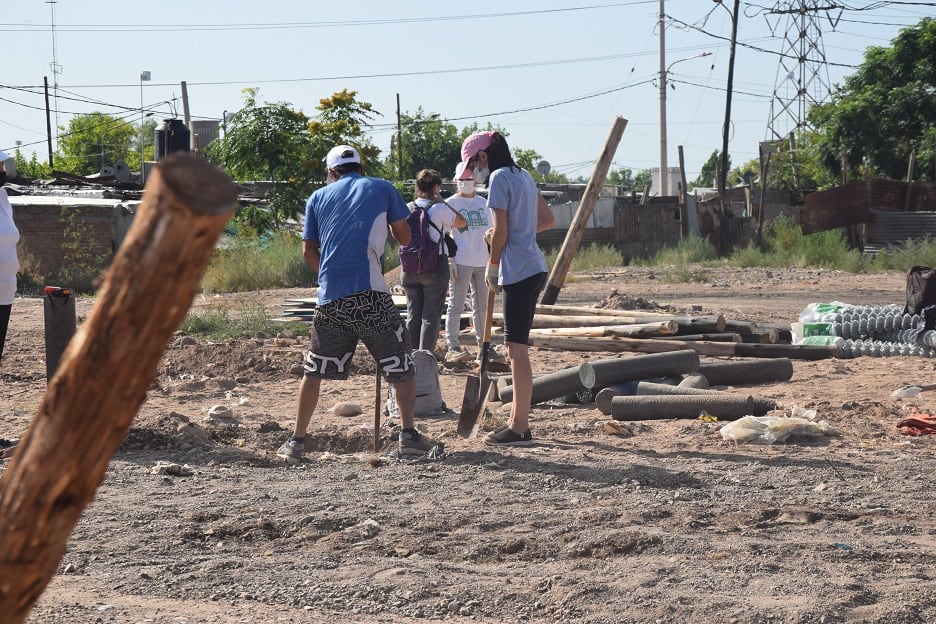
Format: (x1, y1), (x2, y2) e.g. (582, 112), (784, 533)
(456, 179), (475, 195)
(472, 167), (490, 184)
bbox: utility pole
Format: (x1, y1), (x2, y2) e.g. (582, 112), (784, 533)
(43, 76), (54, 169)
(718, 0), (740, 214)
(396, 93), (403, 182)
(658, 0), (668, 196)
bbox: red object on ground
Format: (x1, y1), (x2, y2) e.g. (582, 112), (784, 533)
(897, 407), (936, 436)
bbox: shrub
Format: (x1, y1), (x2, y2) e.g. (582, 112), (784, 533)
(200, 229), (315, 293)
(544, 243), (624, 272)
(180, 295), (307, 339)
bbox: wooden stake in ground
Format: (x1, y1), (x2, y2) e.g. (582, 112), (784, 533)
(540, 116), (627, 305)
(0, 153), (237, 623)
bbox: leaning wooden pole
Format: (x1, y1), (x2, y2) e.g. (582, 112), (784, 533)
(0, 153), (237, 623)
(540, 116), (628, 305)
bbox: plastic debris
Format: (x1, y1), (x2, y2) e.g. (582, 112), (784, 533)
(719, 406), (839, 445)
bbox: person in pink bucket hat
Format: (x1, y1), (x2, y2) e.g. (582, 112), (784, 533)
(459, 131), (555, 446)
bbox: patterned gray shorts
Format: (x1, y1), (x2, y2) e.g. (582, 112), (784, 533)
(304, 290), (414, 383)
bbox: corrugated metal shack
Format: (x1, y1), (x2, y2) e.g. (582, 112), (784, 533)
(799, 178), (936, 254)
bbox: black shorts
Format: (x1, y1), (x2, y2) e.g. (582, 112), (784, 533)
(502, 272), (547, 345)
(304, 290), (415, 383)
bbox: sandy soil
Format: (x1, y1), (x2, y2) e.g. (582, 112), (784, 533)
(1, 266), (934, 624)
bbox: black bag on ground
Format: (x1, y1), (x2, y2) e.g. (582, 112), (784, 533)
(904, 266), (936, 315)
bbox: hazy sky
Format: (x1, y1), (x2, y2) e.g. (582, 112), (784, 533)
(0, 1), (930, 182)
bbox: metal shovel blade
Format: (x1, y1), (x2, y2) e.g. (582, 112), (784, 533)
(891, 383), (936, 398)
(457, 292), (497, 438)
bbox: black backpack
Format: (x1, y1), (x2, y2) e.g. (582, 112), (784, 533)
(904, 265), (936, 315)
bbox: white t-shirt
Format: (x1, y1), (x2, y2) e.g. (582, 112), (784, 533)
(445, 193), (491, 268)
(0, 189), (19, 305)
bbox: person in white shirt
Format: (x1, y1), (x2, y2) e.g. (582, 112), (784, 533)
(443, 162), (494, 363)
(0, 151), (19, 362)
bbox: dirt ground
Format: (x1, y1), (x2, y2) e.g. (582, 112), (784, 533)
(1, 265), (934, 624)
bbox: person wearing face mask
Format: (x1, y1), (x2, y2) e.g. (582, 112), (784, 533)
(459, 131), (555, 447)
(0, 150), (20, 363)
(443, 162), (494, 363)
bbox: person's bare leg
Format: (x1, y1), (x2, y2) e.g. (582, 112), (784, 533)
(292, 375), (322, 437)
(393, 378), (417, 430)
(506, 341), (532, 433)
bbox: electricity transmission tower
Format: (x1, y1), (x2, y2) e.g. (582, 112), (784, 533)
(766, 1), (839, 141)
(763, 1), (841, 189)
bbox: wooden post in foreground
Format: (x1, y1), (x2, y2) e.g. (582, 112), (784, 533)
(0, 153), (237, 623)
(540, 116), (627, 305)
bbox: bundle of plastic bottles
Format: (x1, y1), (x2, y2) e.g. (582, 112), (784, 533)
(794, 302), (936, 358)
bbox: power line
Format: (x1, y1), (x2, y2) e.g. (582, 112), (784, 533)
(0, 2), (655, 32)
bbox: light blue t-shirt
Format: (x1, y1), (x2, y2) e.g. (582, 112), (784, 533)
(303, 173), (410, 304)
(486, 166), (548, 286)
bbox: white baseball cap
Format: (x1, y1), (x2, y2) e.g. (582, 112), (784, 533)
(0, 150), (10, 162)
(454, 161), (473, 181)
(325, 145), (361, 169)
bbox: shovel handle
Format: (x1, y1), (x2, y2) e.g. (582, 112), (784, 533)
(478, 289), (497, 375)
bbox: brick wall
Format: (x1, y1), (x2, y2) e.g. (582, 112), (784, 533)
(10, 199), (132, 277)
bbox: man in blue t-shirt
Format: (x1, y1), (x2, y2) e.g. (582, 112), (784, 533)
(276, 145), (441, 462)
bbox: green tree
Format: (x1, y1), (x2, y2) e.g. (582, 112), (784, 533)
(744, 132), (837, 198)
(205, 88), (384, 229)
(634, 168), (652, 192)
(13, 150), (51, 178)
(604, 166), (648, 192)
(205, 88), (316, 228)
(384, 107), (463, 181)
(510, 147), (563, 183)
(690, 150), (730, 189)
(307, 89), (382, 179)
(809, 17), (936, 181)
(55, 113), (137, 175)
(130, 117), (158, 166)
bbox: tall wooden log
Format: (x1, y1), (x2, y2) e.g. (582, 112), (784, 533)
(527, 334), (837, 360)
(541, 116), (628, 305)
(0, 154), (237, 623)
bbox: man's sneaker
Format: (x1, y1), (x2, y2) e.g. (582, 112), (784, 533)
(276, 437), (305, 464)
(445, 347), (474, 363)
(399, 428), (440, 456)
(484, 426), (533, 447)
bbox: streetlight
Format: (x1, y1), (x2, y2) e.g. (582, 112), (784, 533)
(659, 50), (711, 196)
(139, 70), (151, 174)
